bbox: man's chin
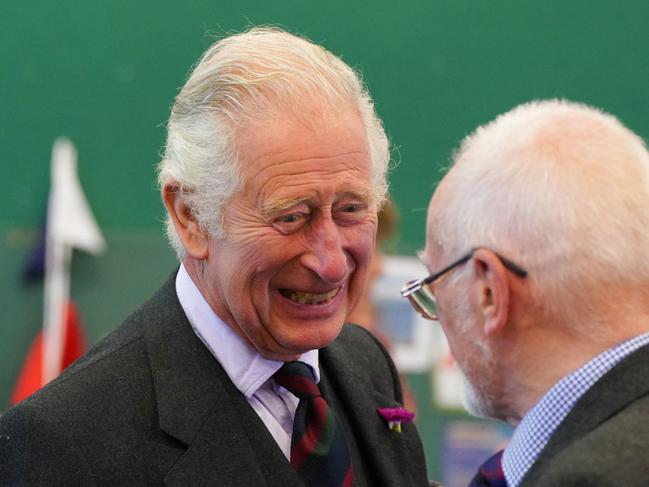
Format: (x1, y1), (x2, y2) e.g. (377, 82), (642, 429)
(461, 373), (497, 419)
(256, 322), (344, 360)
(281, 322), (344, 354)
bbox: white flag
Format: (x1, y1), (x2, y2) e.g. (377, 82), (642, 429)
(43, 138), (106, 383)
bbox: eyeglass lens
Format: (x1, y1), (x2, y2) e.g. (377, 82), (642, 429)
(410, 286), (438, 320)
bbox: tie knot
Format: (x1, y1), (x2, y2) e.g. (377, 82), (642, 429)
(274, 361), (321, 400)
(476, 449), (506, 487)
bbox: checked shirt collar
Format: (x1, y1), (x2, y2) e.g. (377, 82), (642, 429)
(502, 331), (649, 486)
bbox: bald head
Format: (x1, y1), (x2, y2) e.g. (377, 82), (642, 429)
(427, 99), (649, 325)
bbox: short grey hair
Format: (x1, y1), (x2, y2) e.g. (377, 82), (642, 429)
(157, 27), (390, 258)
(428, 99), (649, 324)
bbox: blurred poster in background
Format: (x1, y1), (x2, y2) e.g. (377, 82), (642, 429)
(372, 255), (439, 373)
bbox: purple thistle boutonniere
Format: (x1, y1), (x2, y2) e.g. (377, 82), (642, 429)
(377, 407), (415, 433)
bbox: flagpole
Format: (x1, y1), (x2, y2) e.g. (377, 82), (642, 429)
(42, 233), (71, 383)
(42, 140), (75, 384)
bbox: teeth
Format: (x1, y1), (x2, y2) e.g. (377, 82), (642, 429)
(283, 288), (340, 305)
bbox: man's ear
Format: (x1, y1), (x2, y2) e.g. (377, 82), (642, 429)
(161, 181), (209, 260)
(471, 249), (510, 336)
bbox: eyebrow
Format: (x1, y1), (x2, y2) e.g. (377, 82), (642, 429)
(340, 188), (373, 203)
(260, 189), (374, 219)
(261, 197), (312, 219)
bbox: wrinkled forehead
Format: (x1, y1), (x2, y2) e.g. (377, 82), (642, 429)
(235, 105), (372, 193)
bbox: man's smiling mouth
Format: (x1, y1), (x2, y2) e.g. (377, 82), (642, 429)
(278, 287), (341, 305)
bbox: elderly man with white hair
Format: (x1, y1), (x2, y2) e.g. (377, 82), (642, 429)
(403, 99), (649, 486)
(0, 28), (429, 486)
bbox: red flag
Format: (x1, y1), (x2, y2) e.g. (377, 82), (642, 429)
(10, 302), (87, 405)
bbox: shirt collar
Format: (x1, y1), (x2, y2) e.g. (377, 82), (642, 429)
(175, 263), (320, 398)
(502, 331), (649, 486)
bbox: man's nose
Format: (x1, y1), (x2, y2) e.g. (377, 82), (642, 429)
(301, 217), (348, 283)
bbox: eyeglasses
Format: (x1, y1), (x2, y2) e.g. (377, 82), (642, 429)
(401, 248), (528, 320)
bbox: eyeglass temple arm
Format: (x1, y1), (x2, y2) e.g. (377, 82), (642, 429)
(421, 249), (527, 285)
(499, 255), (528, 277)
(402, 249), (527, 298)
(400, 252), (475, 298)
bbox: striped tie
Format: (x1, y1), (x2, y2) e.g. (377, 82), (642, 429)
(274, 361), (353, 487)
(469, 449), (507, 487)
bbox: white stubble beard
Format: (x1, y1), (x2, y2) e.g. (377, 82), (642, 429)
(461, 368), (496, 419)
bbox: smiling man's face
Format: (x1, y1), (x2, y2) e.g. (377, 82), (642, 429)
(197, 107), (378, 360)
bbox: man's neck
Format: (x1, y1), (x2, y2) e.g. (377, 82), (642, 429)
(506, 320), (649, 422)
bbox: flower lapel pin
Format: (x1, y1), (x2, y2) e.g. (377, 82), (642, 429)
(377, 407), (415, 433)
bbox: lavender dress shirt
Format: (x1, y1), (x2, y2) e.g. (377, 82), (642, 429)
(175, 264), (319, 460)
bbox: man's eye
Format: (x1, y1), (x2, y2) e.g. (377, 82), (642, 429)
(273, 212), (309, 233)
(276, 213), (303, 223)
(335, 203), (368, 223)
(340, 204), (362, 213)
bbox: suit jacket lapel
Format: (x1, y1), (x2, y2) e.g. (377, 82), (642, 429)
(320, 336), (423, 487)
(522, 343), (649, 485)
(141, 276), (300, 486)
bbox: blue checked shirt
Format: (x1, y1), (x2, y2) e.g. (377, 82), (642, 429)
(502, 331), (649, 486)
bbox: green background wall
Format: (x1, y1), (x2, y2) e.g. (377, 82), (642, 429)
(2, 0), (648, 481)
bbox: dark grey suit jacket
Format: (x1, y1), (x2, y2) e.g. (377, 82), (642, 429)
(0, 274), (429, 486)
(520, 343), (649, 486)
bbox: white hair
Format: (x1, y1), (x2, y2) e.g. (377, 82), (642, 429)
(428, 99), (649, 324)
(157, 27), (390, 258)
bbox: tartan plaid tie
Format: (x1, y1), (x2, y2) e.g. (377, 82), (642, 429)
(469, 449), (507, 487)
(274, 361), (353, 487)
